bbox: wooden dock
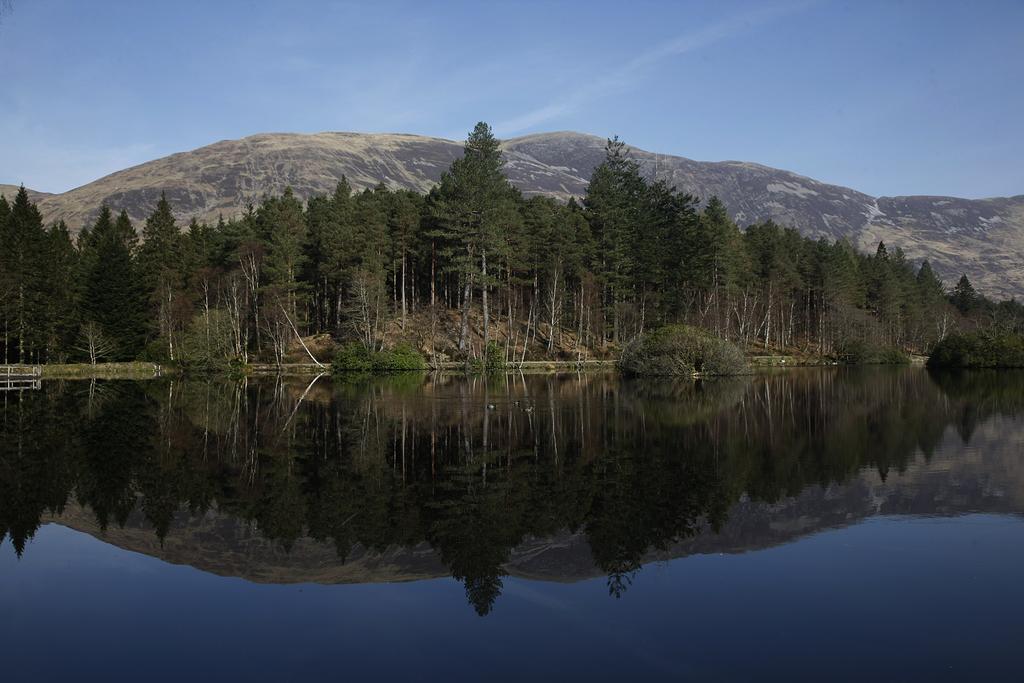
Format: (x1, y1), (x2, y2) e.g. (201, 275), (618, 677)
(0, 365), (42, 391)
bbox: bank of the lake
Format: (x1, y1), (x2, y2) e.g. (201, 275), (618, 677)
(35, 362), (167, 379)
(4, 353), (920, 380)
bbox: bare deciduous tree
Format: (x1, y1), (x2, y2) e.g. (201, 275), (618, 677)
(75, 322), (116, 365)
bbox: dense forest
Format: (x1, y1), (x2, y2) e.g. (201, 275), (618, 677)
(3, 370), (1020, 614)
(1, 122), (1022, 367)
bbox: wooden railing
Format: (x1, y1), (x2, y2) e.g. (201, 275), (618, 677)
(1, 365), (43, 379)
(0, 365), (43, 391)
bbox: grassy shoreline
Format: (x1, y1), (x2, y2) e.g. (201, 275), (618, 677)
(9, 359), (620, 380)
(3, 353), (931, 380)
(37, 362), (168, 379)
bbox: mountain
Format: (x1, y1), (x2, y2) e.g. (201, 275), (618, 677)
(0, 183), (53, 205)
(4, 131), (1023, 298)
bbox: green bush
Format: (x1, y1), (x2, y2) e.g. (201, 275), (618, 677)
(332, 342), (374, 372)
(332, 342), (426, 373)
(618, 325), (748, 377)
(927, 332), (1024, 368)
(372, 343), (428, 371)
(469, 341), (507, 373)
(834, 340), (910, 365)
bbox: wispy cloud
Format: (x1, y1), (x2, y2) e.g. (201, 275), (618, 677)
(494, 1), (816, 136)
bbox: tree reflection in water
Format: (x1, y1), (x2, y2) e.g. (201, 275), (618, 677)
(2, 368), (1023, 615)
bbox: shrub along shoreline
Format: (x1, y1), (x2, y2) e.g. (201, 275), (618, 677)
(927, 332), (1024, 368)
(619, 325), (750, 377)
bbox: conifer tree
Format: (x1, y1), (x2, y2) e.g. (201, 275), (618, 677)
(45, 220), (79, 359)
(345, 186), (391, 349)
(689, 196), (748, 337)
(311, 179), (356, 334)
(951, 274), (979, 314)
(259, 187), (308, 324)
(0, 187), (49, 362)
(584, 137), (646, 344)
(80, 207), (147, 360)
(430, 122), (513, 352)
(0, 193), (15, 362)
(138, 194), (184, 359)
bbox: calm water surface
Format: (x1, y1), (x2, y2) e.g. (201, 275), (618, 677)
(2, 368), (1023, 681)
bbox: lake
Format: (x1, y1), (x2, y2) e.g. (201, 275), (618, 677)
(2, 368), (1023, 681)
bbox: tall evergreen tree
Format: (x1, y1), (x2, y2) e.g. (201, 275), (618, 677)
(584, 137), (646, 344)
(688, 196), (748, 337)
(259, 187), (308, 321)
(951, 274), (979, 314)
(430, 122), (513, 352)
(345, 186), (391, 349)
(45, 220), (80, 359)
(138, 193), (181, 288)
(0, 187), (50, 362)
(138, 194), (185, 359)
(80, 207), (147, 360)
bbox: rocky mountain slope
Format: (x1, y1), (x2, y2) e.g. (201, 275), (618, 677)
(0, 183), (53, 205)
(4, 131), (1022, 298)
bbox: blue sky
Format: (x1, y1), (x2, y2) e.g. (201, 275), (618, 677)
(1, 0), (1021, 198)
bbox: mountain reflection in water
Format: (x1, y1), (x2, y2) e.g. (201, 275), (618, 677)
(2, 368), (1023, 616)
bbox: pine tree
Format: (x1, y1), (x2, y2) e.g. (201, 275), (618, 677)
(951, 274), (979, 314)
(259, 187), (308, 322)
(45, 221), (79, 359)
(138, 194), (185, 359)
(0, 187), (49, 362)
(345, 186), (391, 349)
(138, 193), (181, 288)
(867, 241), (902, 343)
(0, 193), (14, 362)
(641, 181), (699, 326)
(584, 137), (646, 344)
(689, 196), (748, 337)
(311, 179), (356, 335)
(430, 122), (513, 353)
(80, 207), (147, 360)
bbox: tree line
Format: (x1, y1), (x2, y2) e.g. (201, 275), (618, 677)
(2, 122), (1021, 366)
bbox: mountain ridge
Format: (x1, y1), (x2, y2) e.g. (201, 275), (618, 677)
(3, 130), (1022, 298)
